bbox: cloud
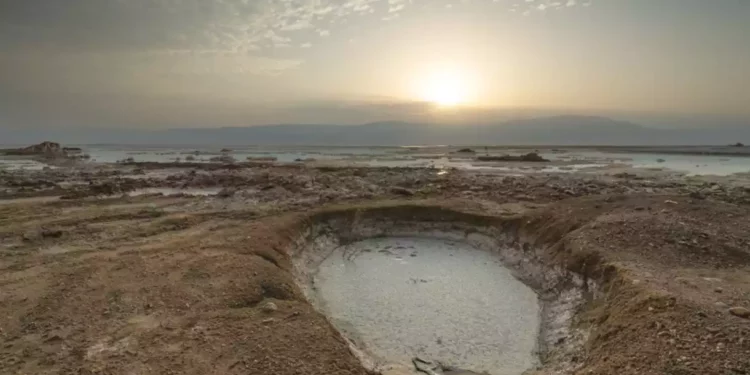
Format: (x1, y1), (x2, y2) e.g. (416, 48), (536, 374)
(0, 0), (415, 56)
(0, 0), (424, 84)
(1, 0), (595, 58)
(512, 0), (590, 13)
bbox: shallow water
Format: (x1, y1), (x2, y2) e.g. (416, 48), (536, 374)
(0, 159), (52, 171)
(80, 145), (388, 163)
(313, 237), (540, 375)
(6, 144), (750, 176)
(551, 151), (750, 176)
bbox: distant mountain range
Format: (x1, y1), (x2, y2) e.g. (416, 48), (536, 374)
(2, 115), (749, 146)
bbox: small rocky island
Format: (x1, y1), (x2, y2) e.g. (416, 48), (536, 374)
(1, 141), (89, 161)
(1, 141), (68, 158)
(476, 152), (550, 162)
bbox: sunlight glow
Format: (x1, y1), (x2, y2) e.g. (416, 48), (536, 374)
(417, 65), (473, 107)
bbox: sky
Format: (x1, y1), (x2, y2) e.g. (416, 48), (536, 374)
(1, 0), (749, 129)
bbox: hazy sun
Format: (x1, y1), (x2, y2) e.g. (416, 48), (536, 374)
(419, 66), (471, 107)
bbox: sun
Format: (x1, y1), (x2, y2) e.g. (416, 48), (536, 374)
(418, 66), (471, 107)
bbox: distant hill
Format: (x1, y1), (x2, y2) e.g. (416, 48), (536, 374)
(1, 115), (749, 146)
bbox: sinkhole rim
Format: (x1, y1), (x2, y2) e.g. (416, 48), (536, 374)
(287, 205), (596, 375)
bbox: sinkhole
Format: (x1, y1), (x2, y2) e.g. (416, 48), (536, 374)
(290, 207), (592, 375)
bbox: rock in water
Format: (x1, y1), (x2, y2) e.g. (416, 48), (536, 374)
(413, 357), (442, 375)
(412, 358), (486, 375)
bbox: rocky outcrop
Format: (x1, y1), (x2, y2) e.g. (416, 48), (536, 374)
(455, 148), (476, 154)
(5, 141), (67, 158)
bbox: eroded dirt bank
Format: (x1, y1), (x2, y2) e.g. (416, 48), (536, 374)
(0, 169), (749, 374)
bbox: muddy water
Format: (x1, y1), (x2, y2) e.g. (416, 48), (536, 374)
(312, 237), (541, 375)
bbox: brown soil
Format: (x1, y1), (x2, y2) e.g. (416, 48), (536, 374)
(0, 167), (749, 375)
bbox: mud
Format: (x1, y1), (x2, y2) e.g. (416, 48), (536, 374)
(290, 205), (597, 375)
(310, 237), (540, 374)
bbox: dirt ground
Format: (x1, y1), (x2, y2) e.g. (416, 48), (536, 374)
(0, 164), (749, 375)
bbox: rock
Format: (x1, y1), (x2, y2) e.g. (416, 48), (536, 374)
(261, 302), (278, 313)
(22, 230), (41, 242)
(41, 228), (63, 238)
(391, 187), (415, 196)
(664, 200), (678, 205)
(185, 155), (196, 161)
(613, 172), (637, 179)
(217, 188), (236, 198)
(476, 152), (549, 162)
(246, 156), (278, 162)
(689, 191), (706, 200)
(209, 155), (236, 164)
(456, 148), (476, 153)
(412, 358), (483, 375)
(729, 307), (750, 319)
(44, 329), (68, 342)
(714, 287), (723, 293)
(220, 148), (233, 153)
